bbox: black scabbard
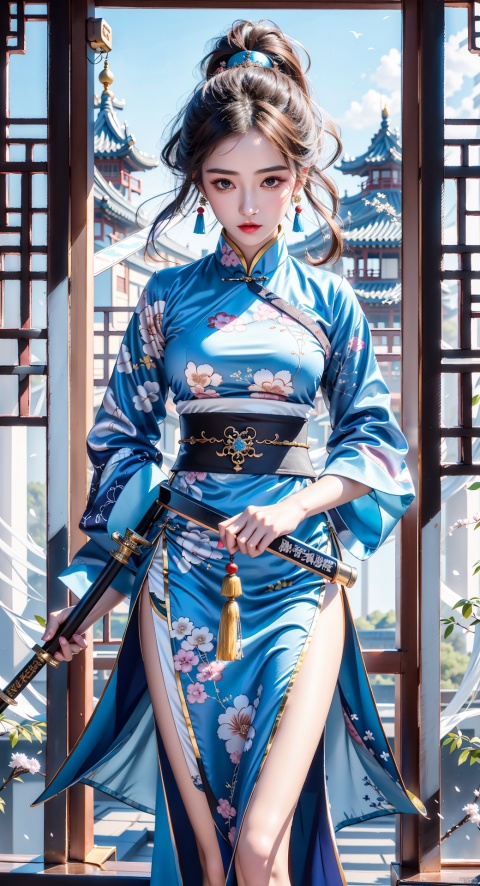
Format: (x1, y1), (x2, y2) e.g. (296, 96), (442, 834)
(156, 485), (357, 588)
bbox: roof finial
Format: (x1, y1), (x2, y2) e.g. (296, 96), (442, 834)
(99, 59), (114, 96)
(382, 103), (389, 119)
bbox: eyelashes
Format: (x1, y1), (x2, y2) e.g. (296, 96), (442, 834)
(210, 177), (286, 192)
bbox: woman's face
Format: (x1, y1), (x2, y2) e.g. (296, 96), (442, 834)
(199, 128), (301, 261)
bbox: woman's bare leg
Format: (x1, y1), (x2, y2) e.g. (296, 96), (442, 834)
(234, 581), (346, 886)
(138, 576), (225, 886)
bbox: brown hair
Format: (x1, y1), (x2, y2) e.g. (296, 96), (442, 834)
(145, 19), (344, 266)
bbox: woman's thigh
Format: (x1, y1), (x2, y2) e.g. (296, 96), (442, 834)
(138, 575), (224, 884)
(235, 581), (346, 875)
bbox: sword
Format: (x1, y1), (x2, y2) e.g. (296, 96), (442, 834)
(0, 478), (356, 712)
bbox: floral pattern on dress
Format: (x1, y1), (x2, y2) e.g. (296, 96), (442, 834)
(185, 361), (223, 398)
(248, 368), (294, 400)
(132, 381), (160, 413)
(89, 386), (137, 448)
(176, 471), (207, 501)
(171, 521), (223, 574)
(219, 244), (241, 268)
(116, 343), (133, 374)
(139, 299), (165, 360)
(207, 312), (246, 333)
(168, 596), (262, 838)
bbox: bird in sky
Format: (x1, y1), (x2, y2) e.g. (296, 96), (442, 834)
(349, 30), (364, 39)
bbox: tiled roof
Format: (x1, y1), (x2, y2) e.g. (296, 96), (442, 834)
(337, 113), (401, 176)
(94, 167), (147, 226)
(94, 91), (158, 172)
(340, 188), (401, 245)
(353, 280), (401, 305)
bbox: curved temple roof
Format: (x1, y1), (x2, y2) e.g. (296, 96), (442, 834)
(336, 108), (401, 176)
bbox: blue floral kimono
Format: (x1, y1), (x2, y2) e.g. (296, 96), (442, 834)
(32, 226), (426, 885)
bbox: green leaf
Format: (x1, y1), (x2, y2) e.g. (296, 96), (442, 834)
(453, 600), (467, 610)
(10, 732), (18, 749)
(450, 740), (459, 754)
(445, 623), (454, 638)
(30, 726), (43, 743)
(470, 755), (480, 765)
(34, 615), (46, 628)
(13, 777), (24, 782)
(473, 394), (480, 406)
(468, 482), (480, 490)
(463, 603), (473, 619)
(458, 749), (470, 764)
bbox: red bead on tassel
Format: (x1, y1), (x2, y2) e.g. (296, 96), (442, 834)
(216, 556), (243, 661)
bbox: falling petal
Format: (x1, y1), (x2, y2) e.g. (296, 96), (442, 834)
(29, 454), (37, 458)
(29, 509), (36, 517)
(466, 834), (471, 840)
(24, 835), (29, 840)
(453, 570), (459, 576)
(455, 786), (461, 792)
(437, 813), (444, 819)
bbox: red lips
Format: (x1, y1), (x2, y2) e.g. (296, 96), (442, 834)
(238, 223), (261, 233)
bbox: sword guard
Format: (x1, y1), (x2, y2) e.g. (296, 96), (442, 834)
(110, 527), (153, 565)
(33, 644), (61, 668)
(0, 689), (18, 705)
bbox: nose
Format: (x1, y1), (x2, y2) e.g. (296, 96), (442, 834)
(239, 189), (259, 218)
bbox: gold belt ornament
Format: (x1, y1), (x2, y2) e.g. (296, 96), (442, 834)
(178, 425), (310, 472)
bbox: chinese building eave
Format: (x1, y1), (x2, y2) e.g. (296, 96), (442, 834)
(94, 90), (158, 173)
(336, 109), (402, 177)
(94, 166), (148, 227)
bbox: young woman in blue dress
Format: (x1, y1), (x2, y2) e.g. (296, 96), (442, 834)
(39, 19), (420, 886)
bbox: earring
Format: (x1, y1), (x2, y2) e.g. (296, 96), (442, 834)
(194, 195), (207, 234)
(292, 193), (304, 232)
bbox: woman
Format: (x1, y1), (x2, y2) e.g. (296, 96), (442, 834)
(32, 20), (426, 886)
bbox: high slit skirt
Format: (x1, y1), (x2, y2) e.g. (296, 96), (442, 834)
(31, 470), (426, 886)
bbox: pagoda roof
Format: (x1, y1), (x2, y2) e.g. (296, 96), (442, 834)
(289, 187), (401, 260)
(340, 188), (401, 246)
(336, 110), (401, 176)
(353, 280), (401, 305)
(94, 89), (158, 172)
(94, 166), (149, 227)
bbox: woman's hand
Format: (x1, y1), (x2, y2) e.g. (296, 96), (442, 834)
(218, 500), (307, 557)
(40, 606), (89, 664)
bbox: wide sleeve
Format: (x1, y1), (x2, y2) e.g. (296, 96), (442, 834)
(59, 271), (169, 599)
(319, 275), (415, 559)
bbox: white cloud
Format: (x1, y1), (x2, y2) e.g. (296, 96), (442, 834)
(339, 87), (400, 131)
(445, 94), (476, 118)
(445, 27), (479, 98)
(371, 48), (401, 91)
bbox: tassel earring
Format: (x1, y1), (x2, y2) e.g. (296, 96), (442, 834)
(193, 195), (207, 234)
(292, 193), (304, 232)
(217, 554), (244, 661)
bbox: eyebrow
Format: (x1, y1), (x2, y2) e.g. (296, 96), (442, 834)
(205, 165), (289, 174)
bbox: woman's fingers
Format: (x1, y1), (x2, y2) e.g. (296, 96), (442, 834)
(53, 634), (88, 663)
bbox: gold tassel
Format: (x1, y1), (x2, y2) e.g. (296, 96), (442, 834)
(217, 556), (243, 661)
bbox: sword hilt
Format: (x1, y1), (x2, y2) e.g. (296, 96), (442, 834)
(110, 528), (153, 564)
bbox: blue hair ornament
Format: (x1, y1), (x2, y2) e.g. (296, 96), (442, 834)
(226, 50), (274, 69)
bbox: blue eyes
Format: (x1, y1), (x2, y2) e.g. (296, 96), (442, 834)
(211, 177), (284, 191)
